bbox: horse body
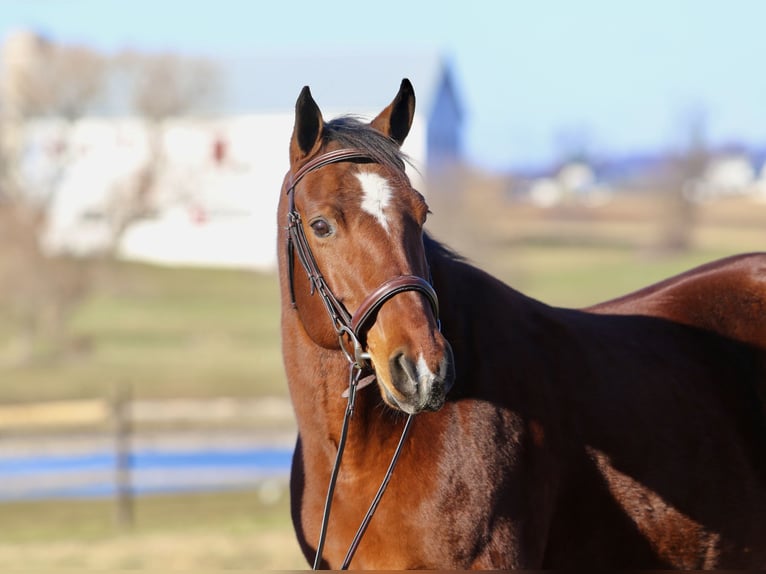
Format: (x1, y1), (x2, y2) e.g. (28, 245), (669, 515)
(425, 240), (766, 568)
(279, 80), (766, 569)
(590, 252), (766, 348)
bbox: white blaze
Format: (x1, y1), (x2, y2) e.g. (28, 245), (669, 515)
(356, 171), (392, 232)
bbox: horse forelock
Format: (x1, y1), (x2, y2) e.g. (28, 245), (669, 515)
(324, 116), (410, 176)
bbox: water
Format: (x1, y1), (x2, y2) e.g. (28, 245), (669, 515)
(0, 447), (293, 500)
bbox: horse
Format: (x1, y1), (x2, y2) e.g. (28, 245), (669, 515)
(278, 78), (766, 569)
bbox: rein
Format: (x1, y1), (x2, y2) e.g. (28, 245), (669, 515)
(285, 148), (440, 569)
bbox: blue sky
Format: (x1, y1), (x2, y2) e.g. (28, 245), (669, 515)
(2, 0), (764, 171)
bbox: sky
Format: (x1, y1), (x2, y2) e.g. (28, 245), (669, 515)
(2, 0), (765, 171)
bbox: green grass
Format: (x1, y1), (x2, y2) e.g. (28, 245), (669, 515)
(499, 245), (744, 308)
(0, 489), (306, 569)
(0, 192), (763, 568)
(1, 194), (764, 404)
(0, 263), (286, 403)
(0, 488), (286, 542)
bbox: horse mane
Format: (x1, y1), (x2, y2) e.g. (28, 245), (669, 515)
(424, 232), (466, 264)
(324, 116), (410, 175)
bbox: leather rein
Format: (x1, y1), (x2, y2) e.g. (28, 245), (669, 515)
(285, 148), (441, 569)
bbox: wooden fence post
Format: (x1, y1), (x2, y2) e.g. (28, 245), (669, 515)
(112, 381), (134, 530)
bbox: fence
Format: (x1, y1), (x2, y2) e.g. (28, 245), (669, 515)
(0, 384), (134, 528)
(0, 386), (296, 529)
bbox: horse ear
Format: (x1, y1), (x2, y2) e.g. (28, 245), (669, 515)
(290, 86), (324, 165)
(370, 78), (416, 146)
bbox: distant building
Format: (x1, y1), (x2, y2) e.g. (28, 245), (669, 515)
(527, 161), (611, 208)
(683, 153), (759, 202)
(425, 61), (464, 171)
(2, 32), (465, 270)
(210, 50), (464, 178)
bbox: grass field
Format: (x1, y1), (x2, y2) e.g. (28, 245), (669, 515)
(0, 265), (286, 403)
(0, 190), (763, 568)
(0, 489), (305, 569)
(1, 191), (763, 405)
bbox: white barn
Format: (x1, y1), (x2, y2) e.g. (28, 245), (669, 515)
(16, 48), (464, 271)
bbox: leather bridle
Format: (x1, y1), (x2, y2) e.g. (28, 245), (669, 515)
(286, 147), (440, 367)
(284, 147), (442, 569)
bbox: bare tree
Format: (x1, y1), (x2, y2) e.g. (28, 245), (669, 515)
(658, 108), (707, 253)
(0, 35), (222, 362)
(13, 43), (104, 121)
(103, 51), (218, 250)
(129, 52), (215, 121)
(2, 36), (105, 190)
(0, 35), (104, 362)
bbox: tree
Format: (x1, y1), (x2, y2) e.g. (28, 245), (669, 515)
(0, 35), (220, 362)
(0, 34), (104, 362)
(102, 51), (218, 251)
(658, 108), (708, 253)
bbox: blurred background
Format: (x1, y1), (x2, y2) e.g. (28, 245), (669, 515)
(0, 0), (764, 569)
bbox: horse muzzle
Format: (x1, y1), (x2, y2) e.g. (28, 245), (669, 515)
(383, 341), (455, 414)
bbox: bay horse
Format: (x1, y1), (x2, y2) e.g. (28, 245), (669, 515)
(278, 78), (766, 569)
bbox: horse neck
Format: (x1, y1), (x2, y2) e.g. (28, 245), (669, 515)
(424, 233), (554, 386)
(280, 298), (404, 462)
(277, 200), (404, 470)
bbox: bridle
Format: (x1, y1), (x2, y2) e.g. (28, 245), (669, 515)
(286, 148), (439, 365)
(285, 147), (441, 569)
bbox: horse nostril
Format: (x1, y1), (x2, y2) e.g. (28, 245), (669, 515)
(388, 351), (418, 395)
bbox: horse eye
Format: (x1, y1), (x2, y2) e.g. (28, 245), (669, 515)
(310, 219), (333, 238)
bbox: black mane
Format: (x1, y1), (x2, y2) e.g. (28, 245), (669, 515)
(424, 232), (466, 265)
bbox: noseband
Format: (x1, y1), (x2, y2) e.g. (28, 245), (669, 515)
(286, 148), (440, 366)
(285, 148), (442, 569)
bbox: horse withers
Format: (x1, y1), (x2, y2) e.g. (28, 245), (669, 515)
(278, 78), (766, 569)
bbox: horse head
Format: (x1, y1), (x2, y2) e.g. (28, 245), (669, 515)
(281, 79), (454, 414)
